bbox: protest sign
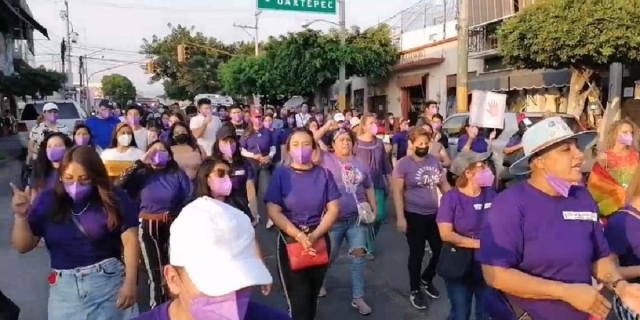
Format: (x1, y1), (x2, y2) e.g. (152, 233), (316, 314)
(469, 90), (507, 129)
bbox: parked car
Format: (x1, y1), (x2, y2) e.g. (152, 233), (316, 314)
(16, 100), (87, 153)
(440, 112), (588, 188)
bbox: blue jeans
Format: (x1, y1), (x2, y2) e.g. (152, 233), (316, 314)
(327, 215), (367, 298)
(48, 258), (138, 320)
(445, 278), (487, 320)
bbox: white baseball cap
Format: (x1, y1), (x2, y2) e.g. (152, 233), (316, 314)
(350, 116), (361, 127)
(169, 197), (272, 296)
(333, 113), (345, 122)
(509, 116), (597, 175)
(43, 102), (58, 112)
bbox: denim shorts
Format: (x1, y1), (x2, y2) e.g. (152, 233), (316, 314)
(48, 258), (139, 320)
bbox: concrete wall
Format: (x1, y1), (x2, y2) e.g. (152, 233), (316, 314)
(400, 21), (458, 50)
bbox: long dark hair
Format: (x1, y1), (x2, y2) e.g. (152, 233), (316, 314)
(108, 122), (138, 149)
(50, 146), (122, 230)
(147, 140), (181, 173)
(193, 157), (231, 198)
(168, 121), (199, 151)
(72, 123), (96, 147)
(33, 132), (73, 191)
(212, 136), (243, 164)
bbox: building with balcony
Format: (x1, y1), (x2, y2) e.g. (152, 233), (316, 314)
(467, 0), (575, 113)
(385, 21), (483, 120)
(0, 0), (49, 113)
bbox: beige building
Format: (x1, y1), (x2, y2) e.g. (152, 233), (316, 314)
(385, 22), (483, 119)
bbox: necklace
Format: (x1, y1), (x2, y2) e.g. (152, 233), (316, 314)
(71, 202), (91, 216)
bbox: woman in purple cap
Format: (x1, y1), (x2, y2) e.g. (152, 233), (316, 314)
(392, 126), (451, 310)
(11, 146), (140, 320)
(265, 128), (341, 320)
(115, 140), (191, 309)
(30, 132), (73, 197)
(436, 151), (496, 320)
(478, 116), (640, 320)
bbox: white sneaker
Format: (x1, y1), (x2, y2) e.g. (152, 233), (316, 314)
(266, 219), (274, 229)
(351, 298), (372, 315)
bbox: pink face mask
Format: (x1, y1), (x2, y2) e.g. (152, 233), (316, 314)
(368, 123), (379, 135)
(618, 133), (633, 146)
(474, 168), (495, 187)
(219, 143), (236, 158)
(179, 277), (251, 320)
(431, 122), (442, 131)
(208, 176), (232, 197)
(251, 118), (262, 128)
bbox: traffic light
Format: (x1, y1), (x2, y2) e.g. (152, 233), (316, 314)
(177, 44), (191, 63)
(146, 61), (157, 74)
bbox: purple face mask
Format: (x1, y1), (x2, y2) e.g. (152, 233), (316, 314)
(151, 150), (170, 167)
(545, 173), (573, 197)
(99, 110), (111, 118)
(188, 288), (251, 320)
(63, 182), (93, 202)
(127, 115), (140, 126)
(208, 176), (232, 197)
(46, 146), (66, 162)
(290, 146), (313, 165)
(474, 168), (495, 187)
(162, 119), (170, 128)
(74, 136), (90, 146)
(45, 113), (58, 122)
(231, 113), (243, 123)
(219, 143), (236, 158)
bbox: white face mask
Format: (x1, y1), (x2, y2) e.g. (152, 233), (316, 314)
(117, 134), (132, 147)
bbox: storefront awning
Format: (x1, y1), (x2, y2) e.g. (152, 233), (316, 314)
(392, 58), (444, 73)
(396, 74), (425, 89)
(509, 69), (571, 90)
(468, 71), (510, 91)
(1, 0), (49, 39)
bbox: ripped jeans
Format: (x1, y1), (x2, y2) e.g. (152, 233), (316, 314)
(326, 215), (368, 298)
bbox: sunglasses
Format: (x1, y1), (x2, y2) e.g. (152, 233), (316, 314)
(211, 169), (232, 178)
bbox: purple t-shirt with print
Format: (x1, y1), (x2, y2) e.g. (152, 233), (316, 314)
(264, 165), (342, 227)
(240, 127), (274, 156)
(477, 182), (610, 320)
(392, 154), (444, 215)
(457, 134), (489, 153)
(28, 187), (139, 270)
(133, 300), (291, 320)
(604, 206), (640, 268)
(436, 187), (497, 238)
(319, 152), (373, 219)
(353, 138), (392, 190)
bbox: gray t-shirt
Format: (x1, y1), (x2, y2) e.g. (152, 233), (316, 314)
(392, 154), (445, 215)
(319, 152), (373, 220)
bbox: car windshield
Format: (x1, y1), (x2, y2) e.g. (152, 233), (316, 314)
(20, 102), (81, 120)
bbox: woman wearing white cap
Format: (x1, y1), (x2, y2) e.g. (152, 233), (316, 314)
(132, 197), (285, 320)
(28, 102), (70, 162)
(477, 117), (640, 319)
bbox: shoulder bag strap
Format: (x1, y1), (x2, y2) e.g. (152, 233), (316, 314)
(71, 215), (92, 239)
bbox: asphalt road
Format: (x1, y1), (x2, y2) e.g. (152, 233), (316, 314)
(0, 158), (452, 320)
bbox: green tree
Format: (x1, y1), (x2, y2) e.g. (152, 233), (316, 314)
(0, 66), (66, 98)
(141, 24), (236, 101)
(345, 24), (399, 81)
(101, 74), (137, 107)
(497, 0), (640, 116)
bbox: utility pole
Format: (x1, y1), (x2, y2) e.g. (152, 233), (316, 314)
(456, 0), (469, 112)
(338, 0), (346, 112)
(233, 11), (262, 56)
(63, 0), (73, 86)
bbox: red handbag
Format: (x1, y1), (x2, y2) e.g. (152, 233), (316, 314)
(286, 237), (329, 271)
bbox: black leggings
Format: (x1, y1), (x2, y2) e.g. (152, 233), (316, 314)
(405, 212), (443, 291)
(277, 232), (331, 320)
(140, 218), (171, 308)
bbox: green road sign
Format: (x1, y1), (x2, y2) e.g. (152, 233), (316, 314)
(257, 0), (337, 14)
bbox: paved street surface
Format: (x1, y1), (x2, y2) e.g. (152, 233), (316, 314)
(0, 158), (452, 320)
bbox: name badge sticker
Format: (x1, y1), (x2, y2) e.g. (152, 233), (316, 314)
(562, 211), (598, 222)
(234, 170), (245, 176)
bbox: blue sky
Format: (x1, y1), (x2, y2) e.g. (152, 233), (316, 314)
(29, 0), (439, 97)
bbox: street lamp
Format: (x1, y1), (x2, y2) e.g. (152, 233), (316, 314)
(301, 0), (346, 112)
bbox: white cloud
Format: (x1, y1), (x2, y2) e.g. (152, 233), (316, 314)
(30, 0), (422, 97)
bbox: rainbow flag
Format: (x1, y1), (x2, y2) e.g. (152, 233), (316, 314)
(587, 162), (626, 217)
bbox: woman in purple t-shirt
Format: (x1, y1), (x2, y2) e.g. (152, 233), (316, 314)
(436, 151), (496, 320)
(12, 146), (140, 320)
(314, 127), (377, 314)
(478, 117), (640, 320)
(353, 114), (392, 260)
(264, 128), (342, 320)
(392, 126), (452, 310)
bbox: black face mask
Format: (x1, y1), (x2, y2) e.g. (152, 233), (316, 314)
(414, 147), (429, 157)
(174, 133), (189, 144)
